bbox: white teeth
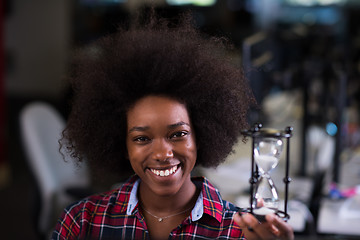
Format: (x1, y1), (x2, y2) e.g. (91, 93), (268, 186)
(150, 165), (178, 177)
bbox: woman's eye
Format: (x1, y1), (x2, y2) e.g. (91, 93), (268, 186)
(133, 136), (150, 142)
(170, 131), (188, 139)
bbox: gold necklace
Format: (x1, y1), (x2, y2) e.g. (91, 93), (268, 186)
(141, 205), (193, 222)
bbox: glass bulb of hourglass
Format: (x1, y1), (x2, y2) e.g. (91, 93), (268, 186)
(253, 137), (283, 217)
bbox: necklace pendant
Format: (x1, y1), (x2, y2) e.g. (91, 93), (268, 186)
(158, 218), (163, 222)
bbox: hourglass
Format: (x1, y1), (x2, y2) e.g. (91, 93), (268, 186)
(242, 123), (292, 221)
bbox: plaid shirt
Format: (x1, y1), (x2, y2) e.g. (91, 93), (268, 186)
(52, 175), (245, 239)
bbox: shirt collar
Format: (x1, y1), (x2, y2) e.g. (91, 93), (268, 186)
(196, 176), (224, 223)
(124, 176), (223, 223)
(126, 178), (140, 215)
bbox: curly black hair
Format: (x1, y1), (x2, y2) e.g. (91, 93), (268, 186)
(61, 12), (255, 176)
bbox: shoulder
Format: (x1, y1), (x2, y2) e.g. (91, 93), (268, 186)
(68, 175), (138, 215)
(66, 188), (120, 216)
(52, 175), (138, 239)
(222, 199), (240, 216)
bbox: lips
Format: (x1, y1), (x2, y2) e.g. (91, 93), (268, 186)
(149, 165), (178, 177)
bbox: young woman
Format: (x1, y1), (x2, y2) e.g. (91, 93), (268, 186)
(52, 12), (294, 240)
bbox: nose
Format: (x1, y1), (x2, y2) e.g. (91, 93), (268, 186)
(151, 139), (174, 161)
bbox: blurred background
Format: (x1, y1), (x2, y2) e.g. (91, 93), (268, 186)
(2, 0), (360, 239)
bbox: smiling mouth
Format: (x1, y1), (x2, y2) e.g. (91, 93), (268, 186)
(150, 165), (178, 177)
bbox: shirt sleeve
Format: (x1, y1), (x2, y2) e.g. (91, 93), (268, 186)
(51, 204), (82, 240)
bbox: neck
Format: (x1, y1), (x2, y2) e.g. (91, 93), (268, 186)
(138, 178), (198, 214)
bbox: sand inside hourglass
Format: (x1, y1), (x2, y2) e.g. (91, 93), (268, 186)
(253, 206), (276, 216)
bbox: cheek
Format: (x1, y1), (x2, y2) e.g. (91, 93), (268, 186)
(186, 142), (196, 153)
(126, 142), (141, 165)
(185, 138), (197, 160)
(189, 134), (197, 151)
(126, 138), (139, 156)
(127, 147), (140, 161)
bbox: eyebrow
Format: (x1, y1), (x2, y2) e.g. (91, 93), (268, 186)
(128, 126), (150, 133)
(128, 121), (190, 133)
(168, 121), (190, 129)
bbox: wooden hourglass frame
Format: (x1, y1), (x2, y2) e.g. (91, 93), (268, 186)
(241, 123), (293, 221)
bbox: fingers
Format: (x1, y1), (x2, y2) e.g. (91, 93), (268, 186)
(234, 212), (294, 240)
(242, 213), (273, 239)
(233, 213), (256, 234)
(234, 212), (271, 240)
(266, 214), (294, 240)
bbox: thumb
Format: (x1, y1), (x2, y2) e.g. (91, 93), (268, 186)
(233, 212), (243, 227)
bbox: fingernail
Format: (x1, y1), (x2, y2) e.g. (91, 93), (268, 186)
(242, 213), (252, 222)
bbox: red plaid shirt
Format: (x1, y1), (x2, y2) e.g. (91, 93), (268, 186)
(52, 175), (245, 239)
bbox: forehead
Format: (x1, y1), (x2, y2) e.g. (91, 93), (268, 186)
(126, 95), (190, 126)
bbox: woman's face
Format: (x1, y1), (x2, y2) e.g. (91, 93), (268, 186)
(126, 95), (197, 197)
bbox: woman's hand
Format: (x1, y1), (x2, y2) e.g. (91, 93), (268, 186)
(233, 212), (294, 240)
